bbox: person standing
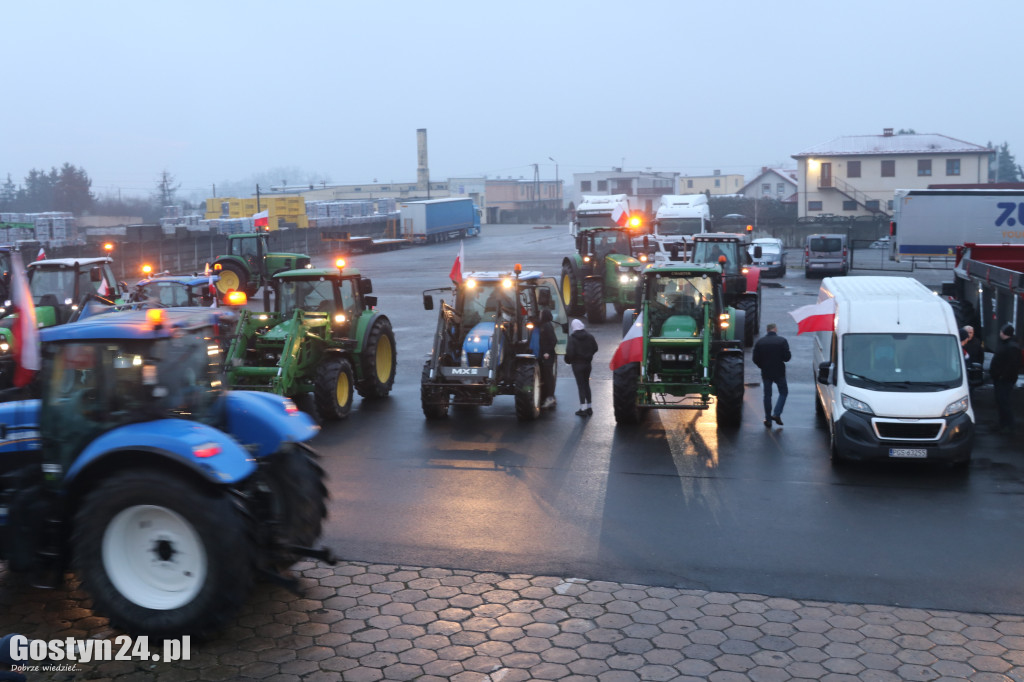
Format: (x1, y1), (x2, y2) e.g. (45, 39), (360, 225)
(989, 324), (1021, 434)
(537, 309), (558, 409)
(752, 322), (791, 427)
(565, 318), (598, 417)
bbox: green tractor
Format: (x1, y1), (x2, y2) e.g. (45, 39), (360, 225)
(612, 262), (746, 427)
(561, 195), (645, 324)
(222, 259), (396, 421)
(212, 231), (312, 298)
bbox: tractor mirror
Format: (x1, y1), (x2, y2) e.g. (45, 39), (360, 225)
(90, 268), (102, 282)
(423, 293), (434, 311)
(364, 295), (377, 309)
(754, 246), (763, 258)
(817, 361), (831, 384)
(360, 278), (373, 294)
(537, 288), (552, 307)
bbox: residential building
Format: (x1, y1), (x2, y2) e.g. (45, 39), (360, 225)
(678, 171), (745, 196)
(484, 178), (561, 224)
(570, 169), (678, 216)
(792, 129), (992, 218)
(739, 167), (798, 203)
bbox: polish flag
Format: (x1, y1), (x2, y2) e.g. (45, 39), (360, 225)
(35, 247), (46, 261)
(789, 298), (837, 334)
(611, 203), (629, 227)
(449, 241), (464, 284)
(253, 210), (269, 228)
(610, 311), (645, 370)
(9, 255), (40, 387)
(97, 277), (111, 298)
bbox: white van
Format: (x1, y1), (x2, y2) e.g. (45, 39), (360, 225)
(812, 276), (974, 466)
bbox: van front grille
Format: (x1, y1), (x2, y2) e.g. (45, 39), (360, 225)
(874, 421), (943, 440)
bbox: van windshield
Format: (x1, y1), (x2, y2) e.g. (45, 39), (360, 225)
(842, 333), (963, 391)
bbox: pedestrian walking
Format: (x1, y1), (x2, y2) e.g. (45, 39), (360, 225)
(752, 322), (791, 427)
(565, 318), (598, 417)
(537, 309), (558, 408)
(961, 325), (984, 366)
(989, 324), (1021, 434)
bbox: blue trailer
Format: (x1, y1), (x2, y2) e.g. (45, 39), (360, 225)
(401, 198), (479, 244)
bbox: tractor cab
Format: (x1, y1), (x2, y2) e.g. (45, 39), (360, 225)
(28, 257), (123, 327)
(213, 233), (311, 297)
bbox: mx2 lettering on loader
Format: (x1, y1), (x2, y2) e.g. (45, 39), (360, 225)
(223, 259), (396, 422)
(0, 308), (331, 638)
(612, 262), (746, 427)
(421, 265), (567, 420)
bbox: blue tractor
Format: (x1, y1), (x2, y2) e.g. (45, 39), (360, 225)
(0, 308), (330, 638)
(420, 267), (567, 420)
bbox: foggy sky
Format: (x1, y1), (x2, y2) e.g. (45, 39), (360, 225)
(4, 0), (1020, 202)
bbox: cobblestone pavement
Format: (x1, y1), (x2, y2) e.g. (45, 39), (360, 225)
(3, 561), (1024, 681)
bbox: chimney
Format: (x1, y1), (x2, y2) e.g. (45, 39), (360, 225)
(416, 128), (429, 191)
(883, 128), (894, 137)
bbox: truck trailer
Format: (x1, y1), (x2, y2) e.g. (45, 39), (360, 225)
(891, 189), (1024, 261)
(400, 198), (479, 244)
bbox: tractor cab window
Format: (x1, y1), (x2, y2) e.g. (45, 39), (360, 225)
(231, 237), (261, 258)
(146, 282), (192, 307)
(279, 278), (335, 316)
(650, 275), (713, 316)
(337, 279), (358, 319)
(588, 230), (631, 259)
(30, 266), (86, 306)
(693, 241), (740, 273)
(459, 280), (514, 328)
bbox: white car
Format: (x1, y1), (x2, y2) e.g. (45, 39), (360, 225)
(749, 238), (786, 277)
(869, 236), (891, 249)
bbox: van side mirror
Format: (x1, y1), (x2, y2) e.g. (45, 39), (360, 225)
(817, 361), (831, 384)
(423, 293), (434, 311)
(359, 278), (373, 294)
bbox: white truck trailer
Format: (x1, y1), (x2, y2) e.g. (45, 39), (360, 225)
(647, 194), (710, 265)
(891, 189), (1024, 261)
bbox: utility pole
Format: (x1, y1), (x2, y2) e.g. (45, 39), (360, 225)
(548, 157), (559, 215)
(256, 184), (261, 212)
(533, 163), (541, 216)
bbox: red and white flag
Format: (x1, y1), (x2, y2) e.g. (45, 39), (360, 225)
(789, 298), (837, 334)
(9, 255), (40, 387)
(253, 210), (269, 228)
(449, 241), (464, 284)
(611, 203), (629, 227)
(610, 312), (645, 370)
(35, 247), (46, 261)
(97, 277), (111, 298)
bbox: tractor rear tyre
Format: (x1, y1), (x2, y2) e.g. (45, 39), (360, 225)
(735, 298), (758, 347)
(561, 265), (584, 316)
(73, 469), (252, 639)
(613, 362), (646, 425)
(314, 357), (354, 421)
(215, 261), (249, 297)
(421, 362), (449, 420)
(584, 279), (606, 324)
(514, 360), (541, 421)
(714, 353), (744, 428)
(357, 318), (397, 399)
(265, 443), (328, 568)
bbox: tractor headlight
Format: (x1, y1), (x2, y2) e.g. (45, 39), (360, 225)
(583, 255), (591, 263)
(944, 396), (969, 416)
(719, 313), (730, 329)
(662, 353), (677, 361)
(841, 393), (874, 415)
(334, 313), (347, 324)
(0, 342), (8, 354)
(620, 274), (630, 284)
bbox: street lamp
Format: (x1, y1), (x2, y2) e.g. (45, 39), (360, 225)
(548, 157), (560, 215)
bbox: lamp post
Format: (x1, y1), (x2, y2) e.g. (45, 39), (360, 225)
(548, 157), (560, 217)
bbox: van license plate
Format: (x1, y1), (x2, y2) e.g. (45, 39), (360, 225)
(889, 448), (927, 458)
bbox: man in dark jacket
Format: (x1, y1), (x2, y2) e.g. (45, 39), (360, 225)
(752, 322), (791, 428)
(538, 309), (558, 408)
(565, 318), (598, 416)
(989, 324), (1021, 433)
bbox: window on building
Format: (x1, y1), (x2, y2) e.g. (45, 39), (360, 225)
(581, 181), (592, 192)
(808, 201), (823, 211)
(714, 179), (720, 187)
(761, 183), (771, 195)
(687, 179), (693, 188)
(847, 161), (861, 178)
(917, 160), (932, 176)
(881, 160), (895, 177)
(597, 180), (608, 192)
(612, 180), (631, 193)
(354, 187), (361, 192)
(777, 183), (785, 195)
(842, 200), (857, 211)
(946, 159), (961, 176)
(865, 199), (880, 211)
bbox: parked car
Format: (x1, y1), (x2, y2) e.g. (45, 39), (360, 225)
(749, 238), (786, 277)
(869, 236), (891, 249)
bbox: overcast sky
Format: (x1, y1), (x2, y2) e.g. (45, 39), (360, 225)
(4, 0), (1020, 201)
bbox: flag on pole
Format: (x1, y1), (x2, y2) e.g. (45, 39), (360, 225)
(611, 203), (629, 227)
(789, 298), (837, 334)
(610, 312), (645, 370)
(449, 241), (464, 284)
(253, 210), (269, 228)
(35, 247), (46, 261)
(9, 255), (39, 387)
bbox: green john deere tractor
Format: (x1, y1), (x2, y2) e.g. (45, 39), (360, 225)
(213, 232), (311, 298)
(223, 259), (396, 421)
(612, 262), (745, 428)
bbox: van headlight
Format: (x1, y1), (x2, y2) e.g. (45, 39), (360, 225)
(841, 393), (874, 414)
(944, 396), (969, 416)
